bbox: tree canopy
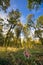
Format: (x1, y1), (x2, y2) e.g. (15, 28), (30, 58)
(27, 0), (43, 10)
(0, 0), (10, 11)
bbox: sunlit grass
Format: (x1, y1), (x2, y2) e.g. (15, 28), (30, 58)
(0, 47), (24, 52)
(0, 45), (43, 53)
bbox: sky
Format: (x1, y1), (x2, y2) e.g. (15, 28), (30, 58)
(7, 0), (43, 24)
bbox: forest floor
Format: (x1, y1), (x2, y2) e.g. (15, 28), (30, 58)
(0, 45), (43, 53)
(0, 45), (43, 65)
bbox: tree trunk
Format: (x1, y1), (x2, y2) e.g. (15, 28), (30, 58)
(3, 25), (12, 51)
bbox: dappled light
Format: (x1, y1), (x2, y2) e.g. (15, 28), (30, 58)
(0, 0), (43, 65)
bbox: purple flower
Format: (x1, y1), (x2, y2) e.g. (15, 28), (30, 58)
(23, 50), (31, 58)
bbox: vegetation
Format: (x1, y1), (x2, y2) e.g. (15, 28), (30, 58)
(27, 0), (43, 10)
(0, 0), (43, 65)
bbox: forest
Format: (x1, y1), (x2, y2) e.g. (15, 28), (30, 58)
(0, 0), (43, 65)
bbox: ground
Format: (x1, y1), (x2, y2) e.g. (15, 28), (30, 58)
(0, 45), (43, 65)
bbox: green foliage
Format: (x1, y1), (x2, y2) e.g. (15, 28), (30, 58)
(37, 16), (43, 28)
(0, 0), (10, 11)
(27, 14), (35, 28)
(27, 0), (43, 10)
(8, 9), (21, 24)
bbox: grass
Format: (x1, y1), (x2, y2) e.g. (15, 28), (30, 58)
(0, 45), (43, 65)
(0, 47), (24, 52)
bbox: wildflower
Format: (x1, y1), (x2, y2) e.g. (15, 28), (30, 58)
(23, 50), (31, 58)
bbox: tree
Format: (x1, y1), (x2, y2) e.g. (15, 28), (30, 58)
(27, 0), (43, 10)
(36, 16), (43, 28)
(27, 14), (35, 28)
(0, 18), (4, 46)
(0, 0), (10, 11)
(27, 0), (43, 45)
(35, 16), (43, 44)
(0, 33), (4, 46)
(0, 18), (4, 31)
(23, 24), (29, 38)
(15, 25), (21, 38)
(5, 31), (14, 46)
(4, 9), (21, 47)
(14, 21), (23, 47)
